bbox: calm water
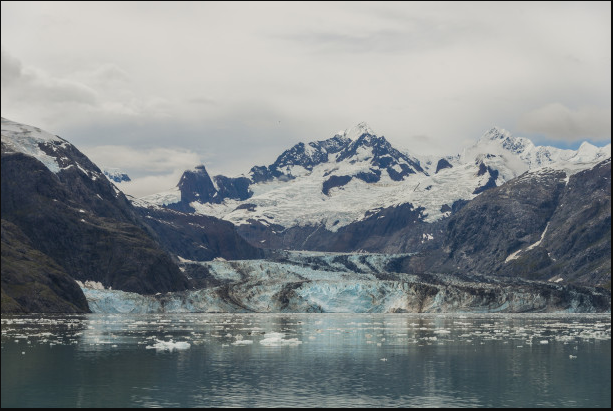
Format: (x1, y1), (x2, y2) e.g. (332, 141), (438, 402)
(1, 313), (610, 408)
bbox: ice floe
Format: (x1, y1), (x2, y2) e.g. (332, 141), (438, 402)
(145, 339), (191, 351)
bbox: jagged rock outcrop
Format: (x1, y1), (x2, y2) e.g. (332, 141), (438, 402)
(435, 158), (453, 173)
(213, 175), (252, 202)
(174, 165), (218, 207)
(250, 134), (351, 183)
(171, 166), (254, 211)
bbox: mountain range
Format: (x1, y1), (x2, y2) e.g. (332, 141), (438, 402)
(137, 122), (611, 288)
(1, 117), (610, 313)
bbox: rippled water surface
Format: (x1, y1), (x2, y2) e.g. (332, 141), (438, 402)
(1, 313), (610, 408)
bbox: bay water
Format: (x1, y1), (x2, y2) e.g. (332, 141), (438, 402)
(1, 313), (610, 408)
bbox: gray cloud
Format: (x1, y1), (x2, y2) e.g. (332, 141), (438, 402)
(1, 2), (610, 196)
(81, 145), (202, 198)
(117, 171), (188, 199)
(1, 48), (22, 86)
(83, 145), (203, 176)
(65, 103), (317, 179)
(1, 49), (97, 106)
(517, 103), (611, 142)
(278, 11), (480, 56)
(281, 28), (439, 55)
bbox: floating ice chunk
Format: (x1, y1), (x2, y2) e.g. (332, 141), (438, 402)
(232, 340), (254, 345)
(569, 355), (577, 359)
(539, 340), (549, 344)
(145, 339), (191, 351)
(260, 332), (302, 346)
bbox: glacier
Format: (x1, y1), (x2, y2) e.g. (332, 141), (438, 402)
(82, 252), (611, 314)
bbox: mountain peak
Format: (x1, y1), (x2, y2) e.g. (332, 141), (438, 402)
(343, 122), (376, 141)
(578, 141), (597, 151)
(176, 164), (217, 206)
(473, 127), (535, 158)
(480, 126), (513, 141)
(574, 141), (607, 162)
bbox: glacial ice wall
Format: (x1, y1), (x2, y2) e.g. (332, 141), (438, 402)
(82, 253), (611, 314)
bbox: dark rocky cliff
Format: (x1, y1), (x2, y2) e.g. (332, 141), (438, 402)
(434, 160), (611, 288)
(0, 120), (204, 313)
(1, 151), (190, 297)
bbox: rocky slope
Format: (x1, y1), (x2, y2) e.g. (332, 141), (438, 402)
(433, 159), (611, 287)
(133, 205), (264, 262)
(1, 118), (190, 299)
(1, 219), (90, 313)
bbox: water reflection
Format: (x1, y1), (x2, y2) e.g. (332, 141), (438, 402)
(1, 313), (611, 408)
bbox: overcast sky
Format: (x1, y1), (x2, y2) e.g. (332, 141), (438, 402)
(1, 1), (611, 197)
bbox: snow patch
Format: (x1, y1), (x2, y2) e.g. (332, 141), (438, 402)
(1, 117), (66, 173)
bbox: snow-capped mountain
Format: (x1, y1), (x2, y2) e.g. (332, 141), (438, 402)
(141, 123), (610, 238)
(458, 127), (611, 180)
